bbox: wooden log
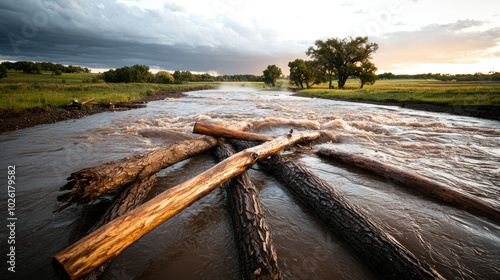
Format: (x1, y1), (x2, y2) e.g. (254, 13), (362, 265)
(56, 136), (218, 209)
(113, 102), (147, 108)
(83, 174), (157, 280)
(194, 122), (271, 142)
(317, 148), (500, 223)
(230, 140), (445, 280)
(81, 97), (95, 105)
(215, 143), (282, 280)
(56, 122), (249, 209)
(52, 131), (321, 280)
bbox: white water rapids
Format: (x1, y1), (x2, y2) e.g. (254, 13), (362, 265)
(0, 87), (499, 279)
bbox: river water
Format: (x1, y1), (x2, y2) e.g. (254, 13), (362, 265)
(1, 87), (499, 280)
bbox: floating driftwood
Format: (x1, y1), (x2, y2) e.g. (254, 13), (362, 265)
(317, 147), (500, 223)
(215, 143), (282, 280)
(194, 122), (272, 142)
(52, 131), (320, 280)
(230, 140), (445, 280)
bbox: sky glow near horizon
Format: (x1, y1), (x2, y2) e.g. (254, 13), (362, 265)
(0, 0), (499, 75)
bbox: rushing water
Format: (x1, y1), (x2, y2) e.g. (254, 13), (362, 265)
(1, 87), (499, 280)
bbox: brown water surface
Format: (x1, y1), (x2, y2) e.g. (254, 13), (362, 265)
(1, 87), (499, 279)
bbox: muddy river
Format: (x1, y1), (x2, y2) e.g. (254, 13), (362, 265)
(1, 86), (499, 279)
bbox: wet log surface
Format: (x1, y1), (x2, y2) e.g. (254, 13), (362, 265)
(194, 122), (272, 142)
(215, 143), (282, 280)
(231, 140), (446, 280)
(317, 147), (500, 223)
(83, 174), (157, 280)
(53, 131), (320, 280)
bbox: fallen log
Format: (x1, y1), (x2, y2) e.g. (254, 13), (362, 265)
(215, 143), (282, 280)
(317, 148), (500, 223)
(56, 136), (218, 209)
(56, 122), (249, 209)
(113, 102), (147, 108)
(230, 140), (445, 280)
(83, 174), (157, 280)
(194, 122), (271, 142)
(81, 97), (95, 106)
(52, 131), (320, 280)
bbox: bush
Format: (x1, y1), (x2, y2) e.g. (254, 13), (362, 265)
(53, 69), (63, 76)
(155, 71), (174, 84)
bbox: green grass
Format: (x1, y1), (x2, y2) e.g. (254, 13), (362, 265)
(295, 79), (500, 106)
(0, 71), (220, 110)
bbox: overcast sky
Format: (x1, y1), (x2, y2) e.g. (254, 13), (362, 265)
(1, 0), (499, 75)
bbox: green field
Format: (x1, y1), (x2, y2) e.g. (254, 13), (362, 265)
(2, 71), (499, 110)
(0, 71), (219, 110)
(295, 79), (500, 106)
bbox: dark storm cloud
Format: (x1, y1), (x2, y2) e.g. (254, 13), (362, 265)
(0, 0), (291, 74)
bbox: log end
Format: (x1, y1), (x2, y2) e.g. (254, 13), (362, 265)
(52, 257), (71, 280)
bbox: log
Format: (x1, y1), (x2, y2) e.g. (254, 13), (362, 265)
(56, 122), (249, 209)
(215, 143), (282, 280)
(56, 136), (218, 209)
(317, 148), (500, 223)
(52, 131), (321, 280)
(194, 122), (271, 142)
(83, 174), (157, 280)
(230, 140), (445, 280)
(81, 97), (95, 105)
(113, 102), (147, 108)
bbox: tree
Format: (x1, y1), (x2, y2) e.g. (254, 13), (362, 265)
(307, 36), (378, 89)
(288, 59), (327, 89)
(356, 60), (377, 89)
(156, 71), (174, 84)
(263, 65), (282, 87)
(0, 65), (7, 79)
(288, 59), (308, 89)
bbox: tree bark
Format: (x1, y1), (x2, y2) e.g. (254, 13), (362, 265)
(230, 140), (445, 280)
(83, 174), (157, 280)
(193, 122), (271, 142)
(317, 147), (500, 223)
(53, 131), (320, 280)
(56, 136), (218, 209)
(215, 143), (282, 280)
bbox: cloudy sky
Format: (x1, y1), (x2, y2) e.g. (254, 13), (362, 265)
(1, 0), (499, 75)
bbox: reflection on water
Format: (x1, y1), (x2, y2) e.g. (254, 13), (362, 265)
(1, 87), (499, 279)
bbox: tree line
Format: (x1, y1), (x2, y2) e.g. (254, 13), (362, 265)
(378, 72), (500, 82)
(263, 36), (379, 89)
(101, 65), (263, 84)
(1, 61), (90, 75)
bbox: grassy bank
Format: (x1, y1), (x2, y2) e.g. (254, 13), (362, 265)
(0, 71), (219, 110)
(295, 79), (500, 106)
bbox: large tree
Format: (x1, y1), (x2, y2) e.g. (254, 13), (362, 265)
(263, 64), (282, 87)
(307, 36), (378, 89)
(356, 60), (378, 89)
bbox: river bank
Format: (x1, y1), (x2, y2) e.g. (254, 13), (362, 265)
(293, 93), (500, 121)
(0, 86), (213, 133)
